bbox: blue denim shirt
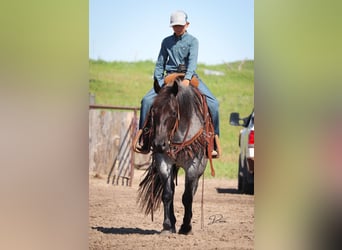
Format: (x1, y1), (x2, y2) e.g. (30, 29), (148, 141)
(154, 32), (199, 86)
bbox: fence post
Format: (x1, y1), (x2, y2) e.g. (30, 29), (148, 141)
(89, 93), (96, 105)
(89, 105), (141, 186)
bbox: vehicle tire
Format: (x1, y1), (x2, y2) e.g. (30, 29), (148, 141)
(238, 154), (243, 191)
(242, 157), (254, 195)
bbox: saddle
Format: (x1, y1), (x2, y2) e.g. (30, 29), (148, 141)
(164, 73), (199, 87)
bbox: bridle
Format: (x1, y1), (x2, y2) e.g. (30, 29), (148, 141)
(152, 88), (207, 160)
(150, 81), (215, 177)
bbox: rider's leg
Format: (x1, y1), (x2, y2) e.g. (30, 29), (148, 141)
(196, 77), (221, 158)
(196, 79), (220, 136)
(139, 88), (156, 129)
(134, 88), (157, 154)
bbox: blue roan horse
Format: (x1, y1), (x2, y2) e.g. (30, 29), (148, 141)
(137, 75), (215, 235)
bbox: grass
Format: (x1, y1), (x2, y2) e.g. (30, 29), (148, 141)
(89, 59), (254, 179)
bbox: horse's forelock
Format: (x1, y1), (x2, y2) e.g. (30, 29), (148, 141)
(153, 80), (201, 126)
(153, 84), (175, 107)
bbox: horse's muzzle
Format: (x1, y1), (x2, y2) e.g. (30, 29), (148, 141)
(153, 139), (170, 153)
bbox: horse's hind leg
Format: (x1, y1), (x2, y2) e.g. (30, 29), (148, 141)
(159, 164), (177, 234)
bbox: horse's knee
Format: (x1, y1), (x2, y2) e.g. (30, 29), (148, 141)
(162, 191), (173, 203)
(182, 192), (193, 206)
(162, 180), (174, 203)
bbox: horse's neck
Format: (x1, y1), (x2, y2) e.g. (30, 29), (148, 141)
(173, 111), (203, 143)
(171, 87), (204, 143)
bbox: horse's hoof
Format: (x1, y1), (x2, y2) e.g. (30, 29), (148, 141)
(160, 227), (176, 235)
(178, 225), (193, 235)
(160, 230), (171, 235)
(160, 229), (175, 235)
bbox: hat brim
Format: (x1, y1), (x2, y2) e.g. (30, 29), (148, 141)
(170, 21), (187, 27)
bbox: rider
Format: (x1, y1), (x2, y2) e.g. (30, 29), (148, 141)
(135, 10), (220, 157)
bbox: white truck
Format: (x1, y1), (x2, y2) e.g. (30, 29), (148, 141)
(229, 110), (254, 194)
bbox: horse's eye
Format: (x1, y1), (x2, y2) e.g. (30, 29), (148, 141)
(172, 111), (177, 117)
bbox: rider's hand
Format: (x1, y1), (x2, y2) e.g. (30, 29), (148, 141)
(182, 79), (190, 87)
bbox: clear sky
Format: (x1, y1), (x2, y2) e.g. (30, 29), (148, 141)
(89, 0), (254, 65)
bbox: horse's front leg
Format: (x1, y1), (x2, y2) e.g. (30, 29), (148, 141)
(156, 156), (176, 234)
(179, 157), (206, 235)
(161, 168), (176, 234)
(179, 175), (198, 235)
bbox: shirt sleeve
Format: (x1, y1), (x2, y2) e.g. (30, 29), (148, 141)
(184, 37), (199, 80)
(154, 40), (167, 86)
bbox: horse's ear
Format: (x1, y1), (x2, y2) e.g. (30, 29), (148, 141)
(171, 79), (179, 96)
(154, 78), (161, 94)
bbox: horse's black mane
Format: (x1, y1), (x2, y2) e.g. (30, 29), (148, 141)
(153, 81), (202, 124)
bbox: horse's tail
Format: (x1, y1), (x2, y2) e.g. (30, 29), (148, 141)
(137, 160), (178, 220)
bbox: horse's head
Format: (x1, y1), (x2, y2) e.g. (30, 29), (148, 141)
(152, 79), (180, 153)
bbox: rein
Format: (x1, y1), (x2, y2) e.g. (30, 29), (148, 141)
(168, 127), (203, 157)
(165, 87), (215, 177)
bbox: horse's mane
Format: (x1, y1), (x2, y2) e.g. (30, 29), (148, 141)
(153, 80), (202, 124)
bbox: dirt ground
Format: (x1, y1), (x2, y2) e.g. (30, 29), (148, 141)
(89, 169), (254, 250)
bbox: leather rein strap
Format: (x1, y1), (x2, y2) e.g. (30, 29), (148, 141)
(194, 87), (215, 177)
(168, 86), (215, 177)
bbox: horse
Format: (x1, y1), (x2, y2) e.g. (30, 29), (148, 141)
(137, 74), (215, 235)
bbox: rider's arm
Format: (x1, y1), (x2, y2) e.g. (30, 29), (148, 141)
(184, 36), (199, 81)
(154, 39), (168, 86)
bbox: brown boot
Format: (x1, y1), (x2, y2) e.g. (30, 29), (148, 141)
(212, 135), (221, 158)
(133, 129), (151, 154)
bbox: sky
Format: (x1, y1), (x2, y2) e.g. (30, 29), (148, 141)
(89, 0), (254, 65)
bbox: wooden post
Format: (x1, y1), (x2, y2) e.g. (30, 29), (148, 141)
(89, 93), (96, 105)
